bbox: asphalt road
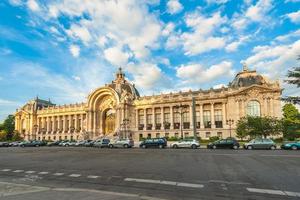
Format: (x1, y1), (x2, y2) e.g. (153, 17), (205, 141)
(0, 147), (299, 200)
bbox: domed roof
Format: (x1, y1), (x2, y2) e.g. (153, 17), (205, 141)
(230, 64), (267, 88)
(107, 68), (140, 98)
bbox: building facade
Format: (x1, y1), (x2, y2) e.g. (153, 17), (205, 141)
(15, 66), (282, 141)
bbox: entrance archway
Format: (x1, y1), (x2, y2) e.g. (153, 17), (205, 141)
(103, 108), (116, 135)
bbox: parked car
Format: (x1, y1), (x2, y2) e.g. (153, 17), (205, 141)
(84, 140), (94, 147)
(75, 140), (86, 147)
(0, 142), (9, 147)
(20, 140), (46, 147)
(244, 138), (276, 150)
(9, 141), (22, 147)
(93, 139), (110, 148)
(281, 141), (300, 150)
(139, 138), (167, 149)
(207, 138), (240, 149)
(171, 139), (200, 149)
(109, 138), (134, 148)
(47, 141), (61, 146)
(58, 140), (69, 146)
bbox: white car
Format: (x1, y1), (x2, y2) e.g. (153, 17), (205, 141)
(171, 139), (200, 149)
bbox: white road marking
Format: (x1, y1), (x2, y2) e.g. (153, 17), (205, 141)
(69, 174), (81, 177)
(87, 175), (99, 179)
(1, 169), (11, 172)
(13, 170), (24, 173)
(38, 172), (49, 175)
(247, 188), (300, 197)
(53, 173), (64, 176)
(25, 171), (36, 174)
(124, 178), (204, 188)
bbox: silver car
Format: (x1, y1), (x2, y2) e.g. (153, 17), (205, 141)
(171, 139), (200, 149)
(244, 138), (276, 150)
(108, 139), (134, 148)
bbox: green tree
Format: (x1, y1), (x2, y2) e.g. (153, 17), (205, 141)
(282, 104), (300, 140)
(0, 115), (16, 141)
(236, 117), (248, 140)
(236, 116), (282, 139)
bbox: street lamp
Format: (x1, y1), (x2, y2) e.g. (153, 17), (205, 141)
(175, 104), (188, 139)
(226, 119), (234, 138)
(33, 124), (38, 140)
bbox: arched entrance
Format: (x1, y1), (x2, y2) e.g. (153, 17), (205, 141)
(103, 108), (116, 135)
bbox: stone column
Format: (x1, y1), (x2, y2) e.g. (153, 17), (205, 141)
(75, 114), (78, 133)
(211, 103), (215, 128)
(241, 99), (245, 117)
(135, 109), (139, 129)
(161, 107), (164, 126)
(270, 97), (274, 116)
(170, 106), (174, 129)
(236, 100), (240, 119)
(80, 114), (83, 132)
(200, 104), (204, 129)
(144, 109), (147, 126)
(47, 116), (50, 133)
(68, 115), (72, 133)
(93, 111), (97, 135)
(189, 104), (193, 130)
(152, 108), (155, 129)
(263, 97), (268, 116)
(222, 103), (226, 128)
(63, 115), (67, 133)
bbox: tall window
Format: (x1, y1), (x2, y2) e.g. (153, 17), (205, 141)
(182, 112), (189, 123)
(203, 111), (211, 128)
(247, 101), (261, 116)
(214, 110), (223, 128)
(138, 110), (144, 125)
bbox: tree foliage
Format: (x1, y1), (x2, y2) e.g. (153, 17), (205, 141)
(282, 104), (300, 140)
(0, 115), (21, 141)
(236, 116), (282, 139)
(283, 56), (300, 104)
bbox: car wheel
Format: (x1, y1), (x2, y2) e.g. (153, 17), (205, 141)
(124, 144), (129, 148)
(233, 145), (238, 150)
(141, 144), (146, 149)
(21, 145), (25, 148)
(191, 144), (197, 149)
(158, 144), (163, 149)
(212, 145), (217, 149)
(247, 145), (253, 150)
(173, 144), (178, 149)
(66, 144), (69, 147)
(35, 145), (39, 147)
(270, 145), (276, 150)
(291, 145), (298, 150)
(109, 144), (113, 148)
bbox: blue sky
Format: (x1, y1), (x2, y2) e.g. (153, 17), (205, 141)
(0, 0), (300, 121)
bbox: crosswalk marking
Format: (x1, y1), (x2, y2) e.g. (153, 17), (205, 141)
(13, 170), (24, 173)
(87, 175), (99, 179)
(69, 174), (81, 177)
(38, 172), (49, 175)
(1, 169), (11, 172)
(25, 171), (36, 174)
(53, 173), (64, 176)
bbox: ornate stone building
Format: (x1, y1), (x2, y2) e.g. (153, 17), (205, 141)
(15, 66), (282, 141)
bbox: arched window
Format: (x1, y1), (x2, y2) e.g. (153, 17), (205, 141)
(247, 100), (260, 116)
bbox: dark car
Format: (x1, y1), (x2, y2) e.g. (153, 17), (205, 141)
(20, 140), (46, 147)
(47, 141), (61, 146)
(139, 138), (167, 149)
(0, 142), (9, 147)
(84, 140), (94, 147)
(207, 138), (240, 150)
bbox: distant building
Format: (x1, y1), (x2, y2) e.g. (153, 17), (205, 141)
(15, 65), (282, 141)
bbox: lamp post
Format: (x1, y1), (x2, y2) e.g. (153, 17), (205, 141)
(226, 119), (234, 138)
(123, 118), (129, 139)
(33, 125), (38, 140)
(175, 104), (188, 139)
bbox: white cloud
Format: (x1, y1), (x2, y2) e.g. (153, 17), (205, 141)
(48, 0), (162, 60)
(72, 76), (81, 81)
(167, 0), (183, 15)
(245, 40), (300, 85)
(27, 0), (40, 12)
(225, 36), (250, 52)
(213, 84), (227, 89)
(66, 24), (92, 45)
(285, 0), (300, 3)
(205, 0), (229, 4)
(69, 45), (80, 57)
(231, 0), (273, 31)
(8, 0), (22, 6)
(176, 61), (234, 84)
(287, 10), (300, 24)
(275, 29), (300, 42)
(162, 22), (175, 37)
(181, 11), (227, 55)
(0, 99), (20, 106)
(104, 46), (130, 66)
